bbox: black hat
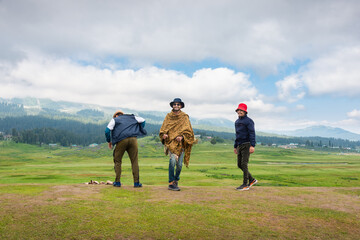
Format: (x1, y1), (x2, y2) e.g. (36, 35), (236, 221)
(170, 98), (185, 108)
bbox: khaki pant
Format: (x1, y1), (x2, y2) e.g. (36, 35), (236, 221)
(113, 137), (139, 182)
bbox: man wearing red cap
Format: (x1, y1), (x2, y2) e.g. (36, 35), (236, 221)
(234, 103), (258, 191)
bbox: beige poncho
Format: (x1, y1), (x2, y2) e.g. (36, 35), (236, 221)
(159, 111), (196, 167)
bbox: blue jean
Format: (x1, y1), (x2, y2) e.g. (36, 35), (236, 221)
(169, 151), (184, 183)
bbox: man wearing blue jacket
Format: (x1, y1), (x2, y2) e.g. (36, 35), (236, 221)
(234, 103), (258, 191)
(105, 110), (147, 188)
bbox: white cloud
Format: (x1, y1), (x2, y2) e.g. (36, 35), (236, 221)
(1, 1), (359, 74)
(276, 74), (305, 102)
(246, 99), (287, 114)
(1, 1), (360, 134)
(302, 47), (360, 96)
(276, 46), (360, 100)
(347, 109), (360, 119)
(0, 53), (272, 120)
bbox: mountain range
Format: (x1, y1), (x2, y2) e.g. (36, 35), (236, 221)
(1, 97), (360, 141)
(272, 126), (360, 141)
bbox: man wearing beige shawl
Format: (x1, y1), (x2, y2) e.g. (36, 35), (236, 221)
(159, 98), (196, 191)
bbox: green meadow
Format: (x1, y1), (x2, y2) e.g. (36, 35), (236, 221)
(1, 137), (359, 239)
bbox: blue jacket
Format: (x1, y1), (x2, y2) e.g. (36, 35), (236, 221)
(234, 114), (256, 148)
(105, 114), (147, 145)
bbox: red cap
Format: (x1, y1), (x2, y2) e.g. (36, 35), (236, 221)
(236, 103), (247, 112)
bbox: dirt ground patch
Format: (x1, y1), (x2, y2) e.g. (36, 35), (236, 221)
(142, 186), (360, 214)
(1, 185), (360, 240)
(1, 185), (359, 213)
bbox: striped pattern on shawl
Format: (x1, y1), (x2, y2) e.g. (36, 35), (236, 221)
(159, 111), (196, 167)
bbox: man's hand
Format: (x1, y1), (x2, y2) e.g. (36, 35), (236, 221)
(234, 148), (238, 154)
(108, 142), (113, 150)
(249, 146), (255, 154)
(176, 136), (183, 142)
(162, 134), (168, 140)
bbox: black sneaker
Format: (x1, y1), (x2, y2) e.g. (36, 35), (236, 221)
(171, 185), (180, 191)
(236, 184), (249, 191)
(168, 181), (180, 191)
(168, 182), (175, 190)
(249, 179), (258, 188)
(174, 181), (181, 191)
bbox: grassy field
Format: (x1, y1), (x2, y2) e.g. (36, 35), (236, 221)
(0, 138), (359, 239)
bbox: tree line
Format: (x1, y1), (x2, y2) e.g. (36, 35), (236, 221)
(0, 116), (160, 146)
(189, 130), (360, 149)
(1, 116), (359, 149)
(0, 102), (26, 116)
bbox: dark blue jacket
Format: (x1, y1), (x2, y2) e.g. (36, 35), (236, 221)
(234, 115), (256, 148)
(105, 114), (147, 145)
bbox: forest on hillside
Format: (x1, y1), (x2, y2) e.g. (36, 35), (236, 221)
(0, 116), (159, 146)
(0, 102), (26, 116)
(0, 116), (359, 149)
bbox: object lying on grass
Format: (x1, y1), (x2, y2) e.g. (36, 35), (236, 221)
(85, 180), (113, 185)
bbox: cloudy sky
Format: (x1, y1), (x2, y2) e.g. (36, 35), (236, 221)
(1, 0), (360, 133)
